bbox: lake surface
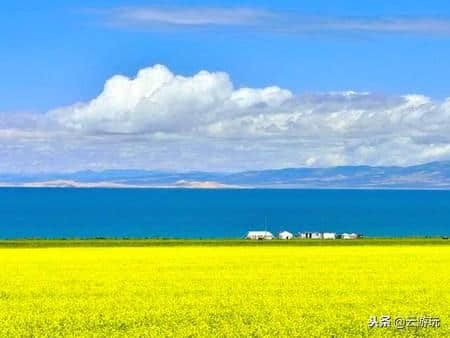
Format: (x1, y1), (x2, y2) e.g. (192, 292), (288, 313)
(1, 188), (449, 238)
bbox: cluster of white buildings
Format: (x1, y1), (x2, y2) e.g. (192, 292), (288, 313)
(246, 230), (360, 240)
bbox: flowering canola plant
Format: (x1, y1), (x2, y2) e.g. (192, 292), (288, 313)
(0, 245), (448, 336)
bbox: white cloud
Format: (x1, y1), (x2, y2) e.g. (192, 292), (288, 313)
(98, 6), (450, 37)
(105, 7), (272, 27)
(3, 64), (450, 172)
(50, 64), (292, 134)
(278, 17), (450, 36)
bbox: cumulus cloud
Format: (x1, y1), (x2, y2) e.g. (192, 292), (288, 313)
(3, 64), (450, 172)
(98, 6), (450, 37)
(50, 64), (292, 134)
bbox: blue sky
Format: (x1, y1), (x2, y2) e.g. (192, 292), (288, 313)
(2, 1), (450, 172)
(3, 0), (450, 112)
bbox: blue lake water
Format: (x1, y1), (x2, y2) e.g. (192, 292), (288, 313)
(0, 188), (449, 238)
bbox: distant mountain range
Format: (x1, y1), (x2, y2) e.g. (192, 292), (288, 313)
(3, 161), (450, 189)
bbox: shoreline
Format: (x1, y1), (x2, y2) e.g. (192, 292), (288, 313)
(3, 185), (450, 190)
(0, 237), (448, 248)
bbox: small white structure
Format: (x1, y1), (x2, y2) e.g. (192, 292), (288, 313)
(341, 233), (359, 240)
(298, 232), (322, 239)
(246, 231), (274, 240)
(323, 232), (337, 240)
(278, 231), (294, 240)
(311, 232), (323, 239)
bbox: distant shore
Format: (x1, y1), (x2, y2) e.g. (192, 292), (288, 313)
(0, 237), (448, 248)
(0, 180), (242, 189)
(4, 160), (450, 190)
(3, 183), (450, 190)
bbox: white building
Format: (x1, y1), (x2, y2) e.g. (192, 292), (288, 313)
(246, 231), (274, 240)
(278, 231), (294, 240)
(323, 232), (337, 240)
(298, 232), (322, 239)
(341, 233), (359, 240)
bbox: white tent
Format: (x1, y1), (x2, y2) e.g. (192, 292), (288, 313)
(310, 232), (322, 239)
(323, 232), (337, 240)
(341, 233), (358, 239)
(299, 232), (322, 239)
(278, 231), (294, 240)
(246, 231), (274, 240)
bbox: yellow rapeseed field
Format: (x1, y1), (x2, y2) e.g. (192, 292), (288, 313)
(0, 244), (448, 336)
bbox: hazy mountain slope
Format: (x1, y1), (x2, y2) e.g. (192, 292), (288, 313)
(2, 161), (450, 188)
